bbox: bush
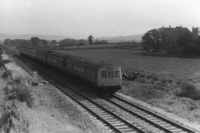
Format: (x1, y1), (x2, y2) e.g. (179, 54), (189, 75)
(15, 84), (34, 107)
(0, 61), (3, 68)
(3, 59), (11, 64)
(137, 78), (146, 83)
(1, 70), (12, 79)
(0, 105), (19, 132)
(175, 82), (200, 100)
(146, 74), (159, 81)
(0, 104), (29, 132)
(4, 80), (34, 107)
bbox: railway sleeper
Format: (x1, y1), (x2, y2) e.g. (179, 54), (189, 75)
(116, 125), (130, 130)
(106, 119), (120, 123)
(109, 122), (124, 125)
(166, 126), (179, 130)
(170, 129), (185, 132)
(101, 115), (113, 118)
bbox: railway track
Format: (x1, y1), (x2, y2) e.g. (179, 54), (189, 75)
(105, 95), (196, 133)
(16, 54), (198, 133)
(17, 55), (146, 133)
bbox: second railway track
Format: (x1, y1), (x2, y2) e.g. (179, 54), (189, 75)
(17, 55), (146, 133)
(16, 54), (198, 133)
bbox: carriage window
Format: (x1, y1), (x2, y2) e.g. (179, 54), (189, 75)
(114, 70), (120, 78)
(91, 69), (96, 77)
(101, 71), (107, 79)
(108, 71), (114, 78)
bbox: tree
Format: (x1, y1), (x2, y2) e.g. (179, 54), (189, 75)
(194, 36), (200, 46)
(88, 35), (94, 44)
(4, 39), (15, 46)
(78, 39), (89, 45)
(94, 39), (109, 44)
(41, 39), (49, 47)
(30, 37), (40, 47)
(176, 32), (193, 47)
(49, 40), (58, 46)
(15, 39), (32, 47)
(59, 39), (79, 46)
(142, 29), (168, 52)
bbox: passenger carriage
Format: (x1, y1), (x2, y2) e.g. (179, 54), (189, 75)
(46, 51), (67, 71)
(64, 56), (122, 94)
(18, 48), (122, 94)
(35, 50), (51, 63)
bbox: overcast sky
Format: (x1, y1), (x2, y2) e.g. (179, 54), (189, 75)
(0, 0), (199, 39)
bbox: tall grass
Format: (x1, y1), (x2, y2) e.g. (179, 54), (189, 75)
(1, 70), (12, 79)
(4, 77), (34, 108)
(175, 82), (200, 100)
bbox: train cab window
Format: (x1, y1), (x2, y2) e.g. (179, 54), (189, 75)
(108, 71), (114, 78)
(114, 70), (120, 78)
(101, 71), (107, 79)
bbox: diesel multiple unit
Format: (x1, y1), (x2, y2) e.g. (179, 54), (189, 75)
(18, 47), (122, 94)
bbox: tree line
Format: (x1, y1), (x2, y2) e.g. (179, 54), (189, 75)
(142, 29), (200, 55)
(3, 35), (109, 47)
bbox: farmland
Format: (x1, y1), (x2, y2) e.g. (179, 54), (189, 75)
(56, 48), (200, 82)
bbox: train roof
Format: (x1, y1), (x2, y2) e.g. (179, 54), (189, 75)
(18, 47), (118, 68)
(66, 54), (114, 68)
(48, 51), (114, 68)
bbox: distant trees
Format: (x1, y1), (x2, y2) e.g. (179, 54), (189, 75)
(142, 28), (200, 55)
(94, 39), (109, 44)
(30, 37), (48, 47)
(176, 32), (193, 47)
(4, 39), (32, 47)
(78, 39), (89, 45)
(59, 38), (89, 46)
(142, 29), (168, 52)
(30, 37), (40, 47)
(59, 39), (79, 46)
(4, 39), (17, 46)
(41, 39), (48, 47)
(88, 35), (94, 44)
(49, 40), (58, 46)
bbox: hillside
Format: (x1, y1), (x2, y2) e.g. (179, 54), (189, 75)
(0, 33), (70, 41)
(97, 34), (143, 43)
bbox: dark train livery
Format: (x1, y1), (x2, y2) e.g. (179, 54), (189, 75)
(18, 47), (122, 94)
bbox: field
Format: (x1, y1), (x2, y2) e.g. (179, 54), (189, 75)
(56, 48), (200, 127)
(56, 48), (200, 82)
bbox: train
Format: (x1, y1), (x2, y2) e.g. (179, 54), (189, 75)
(18, 47), (122, 94)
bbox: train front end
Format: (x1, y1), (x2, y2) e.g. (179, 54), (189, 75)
(97, 66), (122, 94)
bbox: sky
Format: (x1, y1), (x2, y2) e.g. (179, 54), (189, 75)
(0, 0), (200, 39)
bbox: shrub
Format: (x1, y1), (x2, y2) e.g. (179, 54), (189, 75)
(15, 84), (34, 107)
(1, 70), (12, 79)
(161, 79), (167, 84)
(0, 61), (3, 68)
(137, 78), (146, 83)
(139, 73), (146, 78)
(4, 81), (34, 108)
(0, 105), (17, 132)
(146, 74), (159, 81)
(3, 59), (11, 64)
(176, 82), (200, 100)
(0, 105), (29, 132)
